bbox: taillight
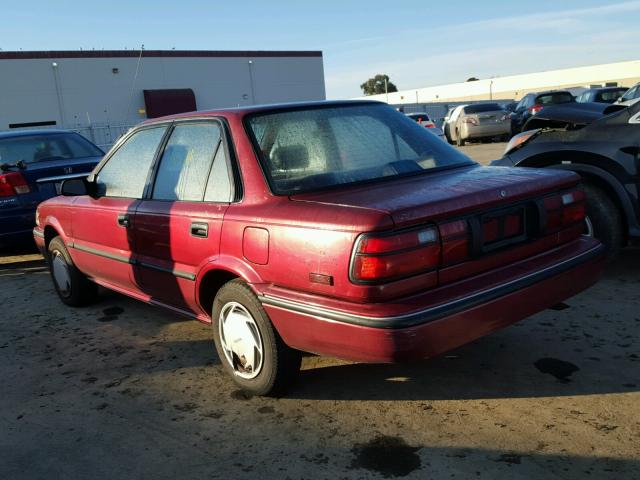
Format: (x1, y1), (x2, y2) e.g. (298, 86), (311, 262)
(542, 189), (586, 233)
(464, 118), (478, 125)
(425, 123), (435, 128)
(440, 220), (470, 265)
(0, 172), (31, 197)
(528, 105), (543, 115)
(351, 226), (440, 282)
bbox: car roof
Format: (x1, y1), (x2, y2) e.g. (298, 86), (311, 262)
(534, 90), (573, 97)
(0, 129), (78, 139)
(143, 99), (384, 124)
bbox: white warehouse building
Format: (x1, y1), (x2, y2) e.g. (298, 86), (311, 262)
(359, 60), (640, 105)
(0, 49), (325, 147)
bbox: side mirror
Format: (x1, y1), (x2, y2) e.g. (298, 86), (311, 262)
(61, 177), (92, 196)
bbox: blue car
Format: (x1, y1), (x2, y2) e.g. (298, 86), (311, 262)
(0, 129), (103, 247)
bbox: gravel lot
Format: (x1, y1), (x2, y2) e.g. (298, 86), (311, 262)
(1, 143), (638, 479)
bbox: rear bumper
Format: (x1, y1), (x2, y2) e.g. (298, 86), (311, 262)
(463, 123), (510, 139)
(261, 238), (605, 362)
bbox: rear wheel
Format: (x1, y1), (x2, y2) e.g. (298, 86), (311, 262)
(456, 130), (465, 147)
(582, 183), (624, 258)
(47, 236), (98, 306)
(212, 279), (301, 396)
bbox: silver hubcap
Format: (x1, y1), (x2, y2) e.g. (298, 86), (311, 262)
(218, 302), (264, 379)
(52, 252), (71, 296)
(583, 216), (594, 237)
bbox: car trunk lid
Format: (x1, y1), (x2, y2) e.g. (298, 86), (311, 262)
(291, 165), (578, 228)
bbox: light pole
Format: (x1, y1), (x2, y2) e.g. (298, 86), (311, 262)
(51, 62), (66, 127)
(384, 77), (389, 103)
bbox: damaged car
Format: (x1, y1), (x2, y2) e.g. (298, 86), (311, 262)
(492, 100), (640, 256)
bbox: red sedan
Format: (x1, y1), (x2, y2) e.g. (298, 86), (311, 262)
(33, 101), (605, 395)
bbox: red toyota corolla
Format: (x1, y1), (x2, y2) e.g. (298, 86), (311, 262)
(33, 101), (605, 395)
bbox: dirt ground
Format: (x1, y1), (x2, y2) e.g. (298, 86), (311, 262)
(1, 143), (638, 479)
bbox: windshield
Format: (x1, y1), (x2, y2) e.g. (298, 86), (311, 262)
(0, 132), (103, 165)
(245, 103), (474, 194)
(463, 103), (503, 114)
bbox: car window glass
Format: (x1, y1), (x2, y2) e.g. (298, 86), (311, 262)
(152, 123), (221, 201)
(96, 127), (166, 198)
(0, 133), (102, 165)
(622, 86), (639, 101)
(204, 144), (232, 202)
(246, 104), (473, 194)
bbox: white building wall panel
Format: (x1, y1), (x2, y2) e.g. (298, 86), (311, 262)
(0, 52), (326, 130)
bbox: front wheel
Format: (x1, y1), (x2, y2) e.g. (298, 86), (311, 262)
(582, 183), (624, 258)
(47, 236), (98, 306)
(212, 279), (301, 396)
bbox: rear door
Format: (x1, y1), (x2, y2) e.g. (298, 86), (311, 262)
(70, 125), (168, 293)
(132, 120), (234, 313)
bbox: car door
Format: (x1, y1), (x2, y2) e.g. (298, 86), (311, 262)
(132, 120), (234, 314)
(70, 125), (168, 293)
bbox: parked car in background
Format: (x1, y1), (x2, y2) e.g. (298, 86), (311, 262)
(449, 103), (510, 146)
(442, 105), (465, 144)
(492, 100), (640, 257)
(405, 112), (446, 141)
(576, 87), (627, 104)
(406, 112), (436, 128)
(0, 130), (103, 247)
(34, 100), (604, 395)
(510, 90), (576, 135)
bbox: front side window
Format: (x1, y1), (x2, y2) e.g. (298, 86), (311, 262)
(152, 123), (222, 201)
(96, 126), (167, 198)
(621, 86), (639, 101)
(246, 104), (474, 195)
(0, 133), (103, 165)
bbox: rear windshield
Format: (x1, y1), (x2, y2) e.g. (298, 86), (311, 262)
(245, 104), (474, 194)
(463, 103), (503, 114)
(536, 93), (574, 105)
(407, 113), (430, 121)
(0, 132), (103, 165)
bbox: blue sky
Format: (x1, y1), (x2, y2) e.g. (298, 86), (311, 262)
(2, 1), (639, 98)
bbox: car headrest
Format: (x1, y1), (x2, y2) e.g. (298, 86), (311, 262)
(271, 145), (309, 170)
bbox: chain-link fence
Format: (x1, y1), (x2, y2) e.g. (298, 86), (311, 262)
(71, 122), (136, 151)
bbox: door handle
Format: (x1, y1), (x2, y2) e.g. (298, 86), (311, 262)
(190, 222), (208, 238)
(117, 214), (130, 228)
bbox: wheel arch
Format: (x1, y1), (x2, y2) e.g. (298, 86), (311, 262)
(196, 256), (264, 318)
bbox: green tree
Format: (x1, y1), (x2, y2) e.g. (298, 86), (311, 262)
(360, 74), (398, 96)
(466, 77), (480, 82)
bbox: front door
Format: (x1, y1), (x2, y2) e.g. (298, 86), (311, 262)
(69, 125), (168, 293)
(132, 121), (234, 313)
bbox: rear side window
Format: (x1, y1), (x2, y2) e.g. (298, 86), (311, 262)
(0, 133), (103, 165)
(96, 126), (167, 198)
(598, 90), (625, 102)
(152, 123), (222, 201)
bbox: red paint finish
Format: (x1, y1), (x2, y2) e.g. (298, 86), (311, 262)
(34, 101), (606, 365)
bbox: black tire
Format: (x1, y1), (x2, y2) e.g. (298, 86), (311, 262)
(456, 130), (465, 147)
(47, 236), (98, 306)
(582, 183), (624, 258)
(212, 279), (302, 396)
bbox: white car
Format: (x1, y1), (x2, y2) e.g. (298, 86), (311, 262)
(405, 112), (447, 141)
